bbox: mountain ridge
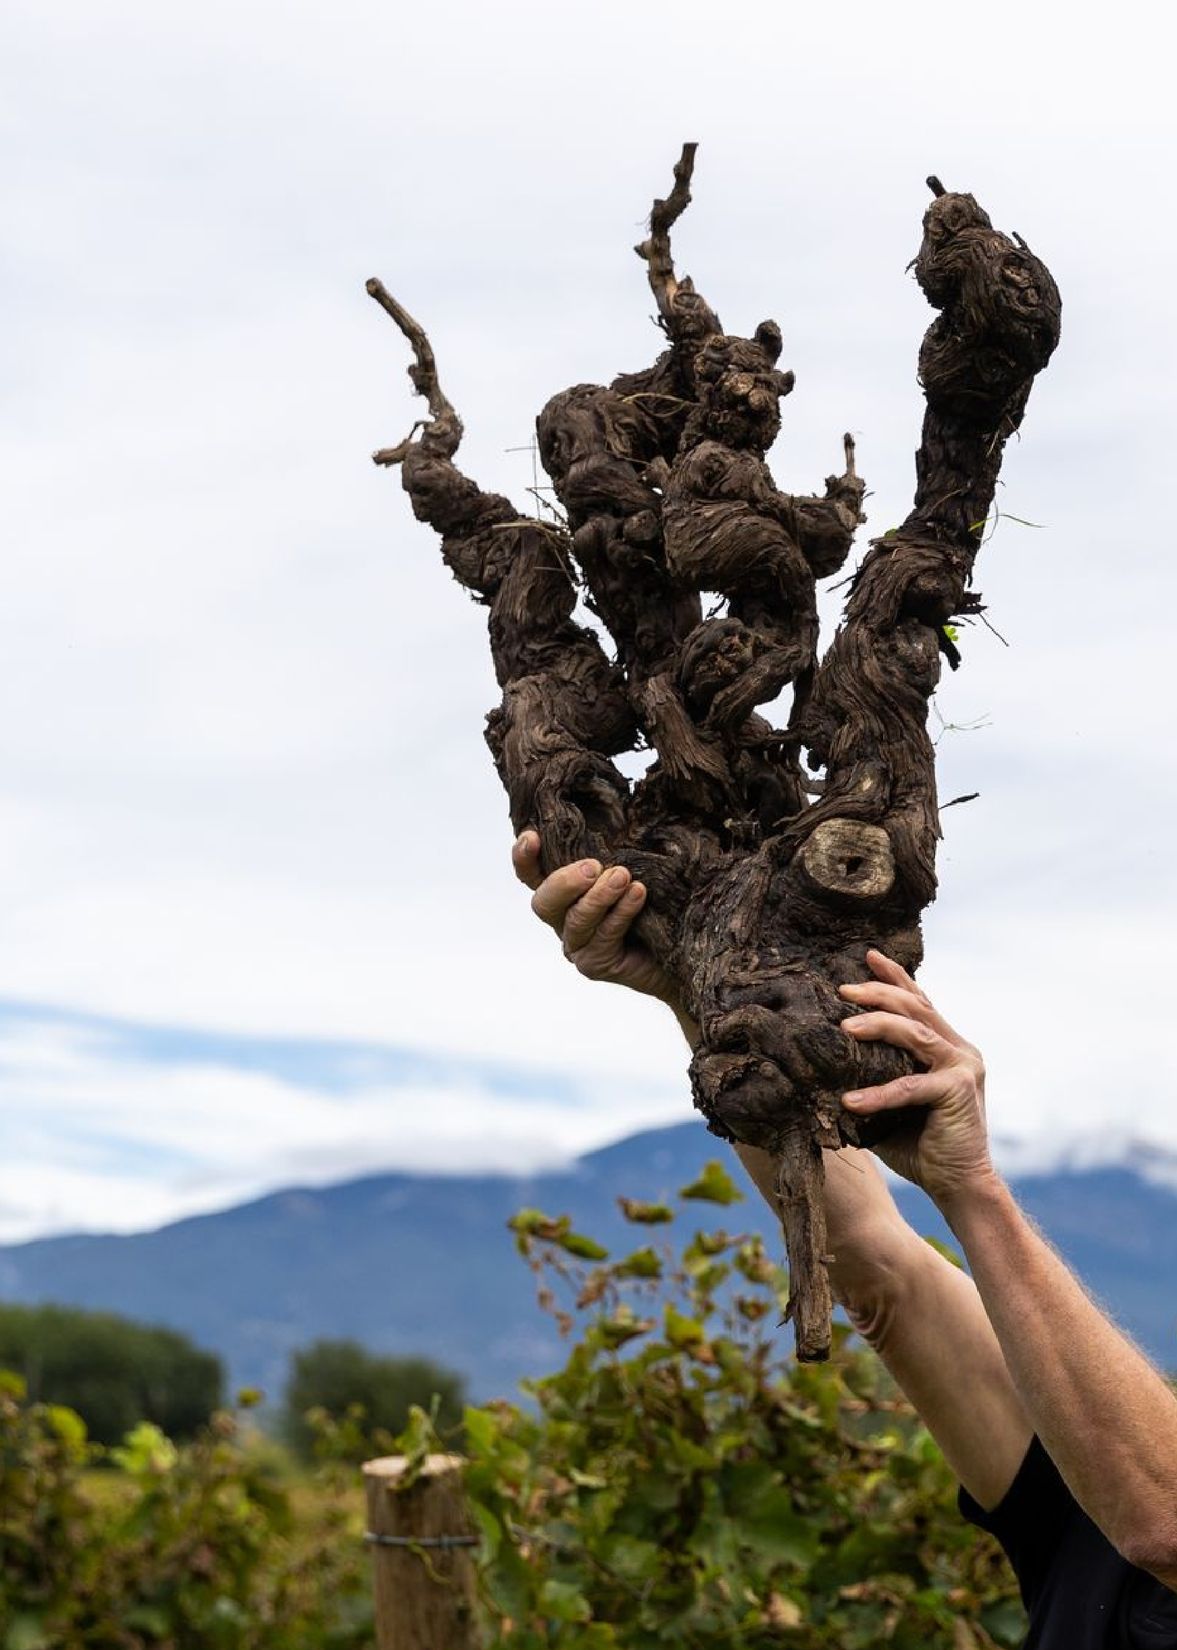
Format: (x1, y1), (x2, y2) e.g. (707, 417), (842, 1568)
(1, 1120), (1172, 1403)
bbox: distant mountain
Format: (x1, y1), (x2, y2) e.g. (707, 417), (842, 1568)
(0, 1121), (1173, 1405)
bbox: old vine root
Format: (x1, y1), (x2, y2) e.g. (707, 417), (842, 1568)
(367, 152), (1060, 1359)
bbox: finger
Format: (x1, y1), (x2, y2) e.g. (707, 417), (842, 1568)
(561, 866), (634, 952)
(865, 949), (926, 999)
(842, 1010), (951, 1065)
(569, 881), (646, 958)
(842, 1070), (947, 1114)
(839, 980), (961, 1045)
(529, 859), (602, 929)
(861, 953), (972, 1050)
(840, 980), (929, 1018)
(511, 830), (543, 889)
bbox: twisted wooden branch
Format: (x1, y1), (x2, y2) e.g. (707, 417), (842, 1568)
(368, 155), (1060, 1359)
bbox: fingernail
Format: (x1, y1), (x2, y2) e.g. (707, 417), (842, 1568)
(838, 983), (859, 996)
(608, 867), (629, 888)
(843, 1092), (865, 1106)
(579, 860), (599, 879)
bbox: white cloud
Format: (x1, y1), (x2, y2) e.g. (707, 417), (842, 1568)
(0, 1010), (685, 1242)
(0, 0), (1174, 1237)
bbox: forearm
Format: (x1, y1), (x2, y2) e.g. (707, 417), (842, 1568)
(847, 1231), (1032, 1509)
(944, 1176), (1177, 1581)
(735, 1141), (1031, 1508)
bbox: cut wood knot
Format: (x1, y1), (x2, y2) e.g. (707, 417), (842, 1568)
(798, 818), (895, 902)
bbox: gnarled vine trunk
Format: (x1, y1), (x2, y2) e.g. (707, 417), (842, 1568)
(368, 149), (1060, 1358)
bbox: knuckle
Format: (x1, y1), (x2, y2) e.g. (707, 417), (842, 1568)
(948, 1060), (978, 1099)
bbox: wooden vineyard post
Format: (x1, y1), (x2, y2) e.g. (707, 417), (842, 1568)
(362, 1453), (483, 1650)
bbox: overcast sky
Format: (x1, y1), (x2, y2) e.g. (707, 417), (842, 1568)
(2, 0), (1175, 1240)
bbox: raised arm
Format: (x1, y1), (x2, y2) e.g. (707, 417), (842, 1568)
(512, 830), (1032, 1510)
(842, 955), (1177, 1586)
(736, 1138), (1031, 1511)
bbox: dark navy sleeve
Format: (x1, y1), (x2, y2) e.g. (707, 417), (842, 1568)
(958, 1435), (1080, 1605)
(960, 1437), (1177, 1647)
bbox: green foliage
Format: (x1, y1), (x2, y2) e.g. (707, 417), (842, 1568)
(282, 1338), (466, 1462)
(617, 1198), (674, 1225)
(0, 1303), (223, 1445)
(0, 1379), (371, 1649)
(0, 1186), (1027, 1648)
(443, 1187), (1025, 1648)
(678, 1159), (744, 1206)
(509, 1210), (611, 1260)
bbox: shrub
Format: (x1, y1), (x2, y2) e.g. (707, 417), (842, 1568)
(0, 1373), (372, 1649)
(0, 1303), (222, 1444)
(419, 1161), (1027, 1648)
(283, 1339), (466, 1461)
(0, 1168), (1030, 1647)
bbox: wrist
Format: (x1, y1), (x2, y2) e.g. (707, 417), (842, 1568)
(935, 1166), (1011, 1238)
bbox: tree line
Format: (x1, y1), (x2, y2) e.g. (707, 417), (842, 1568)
(1, 1163), (1031, 1646)
(0, 1301), (463, 1452)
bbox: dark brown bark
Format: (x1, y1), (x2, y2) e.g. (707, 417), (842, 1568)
(368, 152), (1060, 1359)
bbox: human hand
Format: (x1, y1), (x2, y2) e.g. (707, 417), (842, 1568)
(838, 951), (1000, 1212)
(511, 831), (692, 1028)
